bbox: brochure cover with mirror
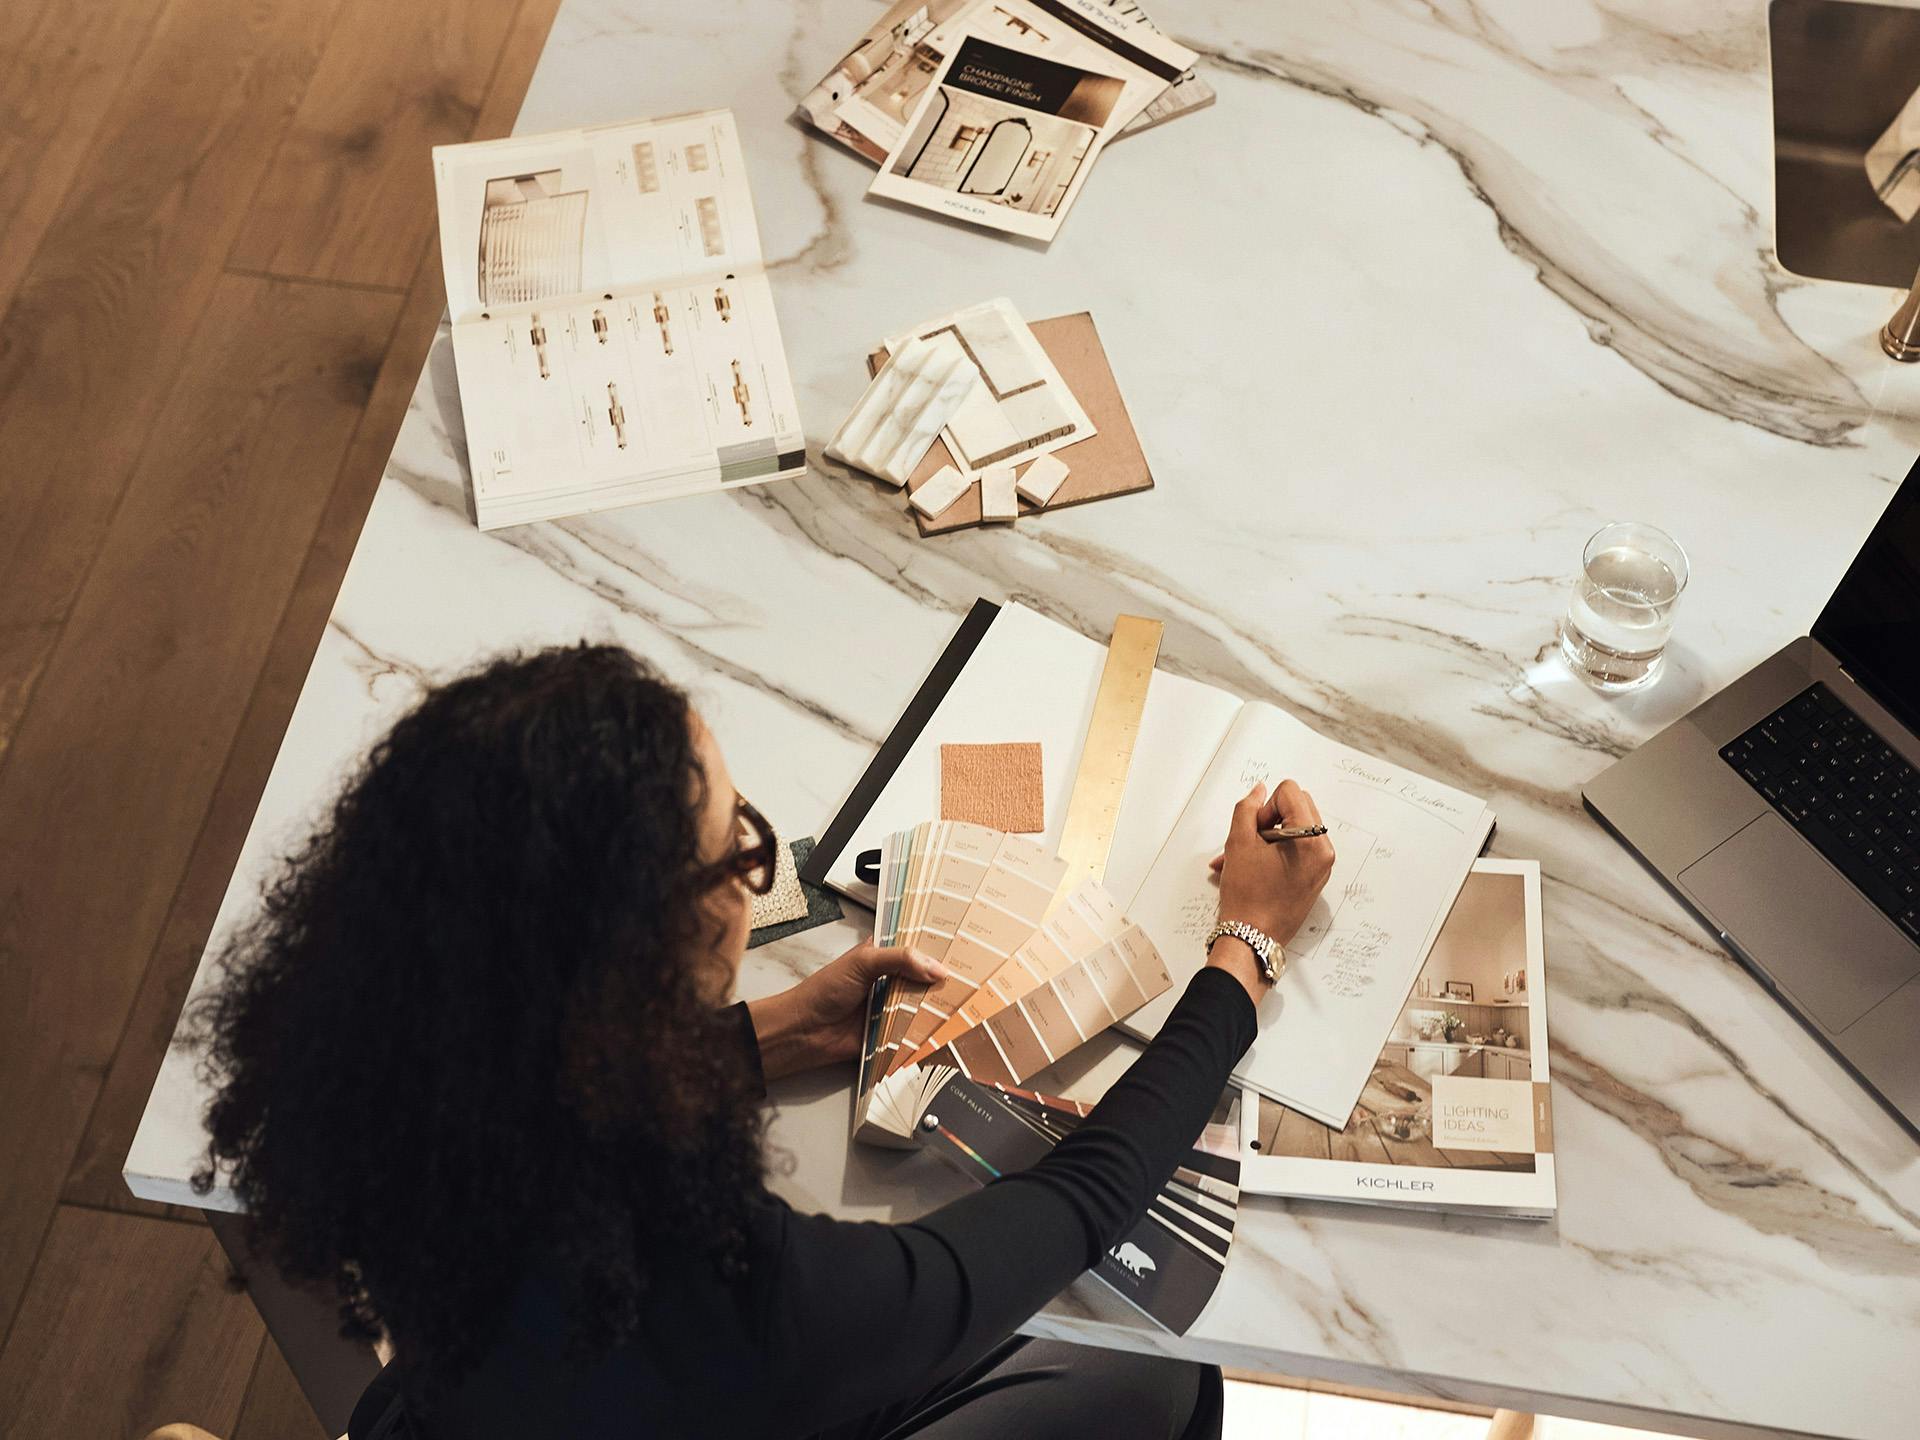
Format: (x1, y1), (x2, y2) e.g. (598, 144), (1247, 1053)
(1238, 860), (1557, 1219)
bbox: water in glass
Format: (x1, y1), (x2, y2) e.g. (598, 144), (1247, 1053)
(1560, 526), (1687, 692)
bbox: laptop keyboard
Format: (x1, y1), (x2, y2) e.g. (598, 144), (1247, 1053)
(1720, 683), (1920, 944)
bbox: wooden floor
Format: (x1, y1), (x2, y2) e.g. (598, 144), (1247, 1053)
(0, 0), (560, 1433)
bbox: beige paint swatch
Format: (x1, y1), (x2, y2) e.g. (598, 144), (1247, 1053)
(905, 879), (1125, 1066)
(887, 833), (1067, 1072)
(940, 742), (1044, 833)
(876, 821), (1008, 1073)
(937, 924), (1173, 1087)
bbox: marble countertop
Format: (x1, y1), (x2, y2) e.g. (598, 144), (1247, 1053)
(127, 1), (1920, 1435)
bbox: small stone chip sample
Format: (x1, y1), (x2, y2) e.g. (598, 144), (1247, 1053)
(940, 742), (1045, 833)
(910, 463), (974, 519)
(980, 465), (1018, 522)
(1015, 452), (1070, 507)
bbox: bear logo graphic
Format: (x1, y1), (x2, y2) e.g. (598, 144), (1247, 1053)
(1111, 1243), (1156, 1279)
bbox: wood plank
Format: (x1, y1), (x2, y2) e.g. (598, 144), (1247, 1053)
(1270, 1105), (1334, 1162)
(1224, 1370), (1495, 1420)
(1374, 1127), (1454, 1168)
(0, 1207), (263, 1439)
(231, 1337), (329, 1440)
(472, 0), (563, 143)
(1436, 1149), (1534, 1171)
(1330, 1118), (1391, 1166)
(209, 1212), (379, 1438)
(227, 0), (528, 288)
(14, 0), (564, 1432)
(0, 622), (56, 774)
(59, 262), (434, 1218)
(60, 0), (562, 1225)
(0, 272), (398, 1338)
(0, 0), (167, 319)
(279, 0), (563, 560)
(0, 0), (343, 760)
(1253, 1096), (1282, 1154)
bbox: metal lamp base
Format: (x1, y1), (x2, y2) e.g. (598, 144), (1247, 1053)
(1884, 259), (1920, 361)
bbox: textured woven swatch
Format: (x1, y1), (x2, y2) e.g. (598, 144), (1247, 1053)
(940, 742), (1044, 833)
(750, 839), (811, 927)
(746, 837), (844, 950)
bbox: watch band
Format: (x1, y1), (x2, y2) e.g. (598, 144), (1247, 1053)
(1206, 920), (1283, 986)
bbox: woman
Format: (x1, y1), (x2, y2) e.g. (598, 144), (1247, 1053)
(194, 644), (1334, 1439)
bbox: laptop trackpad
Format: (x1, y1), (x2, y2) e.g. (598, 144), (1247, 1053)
(1679, 815), (1920, 1034)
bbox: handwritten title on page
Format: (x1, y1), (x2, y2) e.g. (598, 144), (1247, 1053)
(1332, 756), (1475, 833)
(1430, 1074), (1535, 1153)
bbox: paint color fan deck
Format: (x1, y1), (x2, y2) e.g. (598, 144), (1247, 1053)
(852, 819), (1173, 1147)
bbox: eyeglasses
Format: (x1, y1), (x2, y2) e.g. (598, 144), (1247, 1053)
(696, 795), (778, 896)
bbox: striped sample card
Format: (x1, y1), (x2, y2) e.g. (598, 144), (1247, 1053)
(911, 1073), (1241, 1334)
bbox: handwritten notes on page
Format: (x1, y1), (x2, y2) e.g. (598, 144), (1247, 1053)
(1123, 701), (1493, 1128)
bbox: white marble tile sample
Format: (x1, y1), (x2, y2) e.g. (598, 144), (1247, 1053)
(909, 463), (974, 519)
(956, 300), (1045, 391)
(979, 465), (1018, 522)
(943, 382), (1025, 470)
(825, 332), (981, 485)
(1015, 452), (1070, 507)
(888, 298), (1091, 468)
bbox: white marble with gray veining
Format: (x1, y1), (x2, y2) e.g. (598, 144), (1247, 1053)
(127, 2), (1920, 1435)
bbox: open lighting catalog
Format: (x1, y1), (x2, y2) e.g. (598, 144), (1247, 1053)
(433, 109), (805, 529)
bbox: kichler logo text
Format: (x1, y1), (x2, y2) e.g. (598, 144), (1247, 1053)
(1357, 1176), (1436, 1191)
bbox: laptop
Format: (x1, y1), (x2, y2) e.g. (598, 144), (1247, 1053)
(1583, 458), (1920, 1139)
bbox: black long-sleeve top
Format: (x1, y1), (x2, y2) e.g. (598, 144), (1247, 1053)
(394, 967), (1256, 1440)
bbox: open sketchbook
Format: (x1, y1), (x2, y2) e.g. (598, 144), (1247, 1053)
(810, 602), (1494, 1129)
(1238, 861), (1556, 1219)
(432, 110), (805, 529)
(798, 0), (1210, 167)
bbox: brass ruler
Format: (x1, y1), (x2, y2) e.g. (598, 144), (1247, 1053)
(1050, 614), (1164, 908)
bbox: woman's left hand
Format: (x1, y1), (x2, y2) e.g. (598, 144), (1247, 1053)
(747, 942), (947, 1081)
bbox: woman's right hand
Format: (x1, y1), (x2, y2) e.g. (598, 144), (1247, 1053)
(1209, 779), (1336, 949)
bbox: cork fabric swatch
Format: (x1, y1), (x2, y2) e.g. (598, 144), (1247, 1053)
(940, 742), (1045, 833)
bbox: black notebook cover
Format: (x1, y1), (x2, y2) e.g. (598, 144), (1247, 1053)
(800, 597), (1003, 890)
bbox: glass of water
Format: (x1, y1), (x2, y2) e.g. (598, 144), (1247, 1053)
(1560, 521), (1689, 692)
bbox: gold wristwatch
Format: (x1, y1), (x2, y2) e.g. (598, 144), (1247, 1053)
(1206, 920), (1283, 986)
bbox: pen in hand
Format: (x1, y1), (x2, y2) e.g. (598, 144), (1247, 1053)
(1259, 825), (1329, 842)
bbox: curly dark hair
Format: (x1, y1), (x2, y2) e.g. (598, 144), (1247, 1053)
(191, 644), (767, 1379)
